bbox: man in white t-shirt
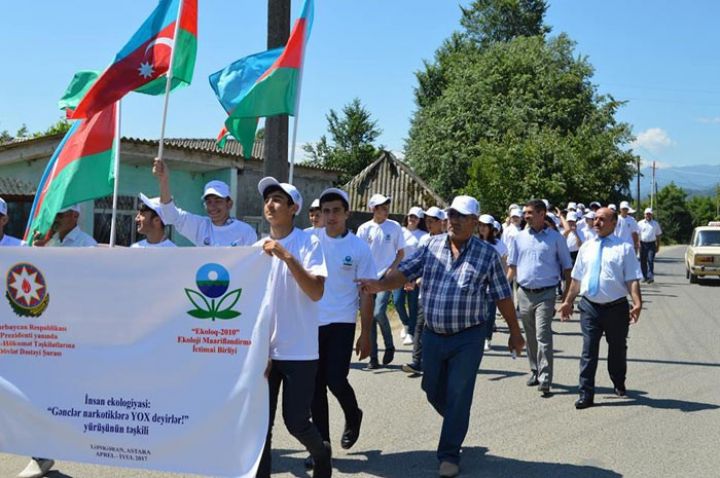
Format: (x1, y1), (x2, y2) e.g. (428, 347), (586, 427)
(152, 158), (256, 246)
(0, 197), (22, 246)
(308, 187), (376, 468)
(562, 211), (584, 263)
(637, 208), (663, 283)
(356, 193), (405, 369)
(254, 177), (331, 478)
(131, 194), (176, 248)
(304, 198), (324, 238)
(502, 208), (522, 250)
(614, 201), (639, 253)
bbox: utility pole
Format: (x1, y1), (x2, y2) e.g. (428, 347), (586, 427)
(636, 155), (641, 212)
(264, 0), (291, 181)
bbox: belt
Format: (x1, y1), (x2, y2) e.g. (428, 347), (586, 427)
(584, 297), (628, 308)
(520, 285), (556, 294)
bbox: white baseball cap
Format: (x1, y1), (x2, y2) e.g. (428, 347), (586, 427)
(589, 201), (601, 209)
(619, 201), (631, 210)
(258, 177), (303, 216)
(584, 211), (596, 220)
(0, 197), (6, 216)
(542, 199), (550, 208)
(644, 207), (653, 215)
(608, 203), (617, 211)
(319, 187), (350, 207)
(479, 214), (494, 225)
(567, 211), (578, 222)
(368, 193), (391, 209)
(510, 208), (522, 218)
(567, 202), (577, 210)
(424, 206), (446, 220)
(446, 195), (480, 216)
(407, 206), (424, 218)
(138, 193), (167, 223)
(309, 199), (321, 210)
(508, 203), (519, 212)
(577, 203), (586, 210)
(58, 204), (80, 214)
(202, 180), (231, 199)
(493, 220), (502, 232)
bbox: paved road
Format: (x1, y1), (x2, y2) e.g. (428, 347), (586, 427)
(2, 245), (719, 477)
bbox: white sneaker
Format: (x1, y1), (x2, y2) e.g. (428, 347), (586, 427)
(484, 339), (491, 351)
(403, 335), (414, 346)
(18, 458), (55, 478)
(400, 325), (408, 339)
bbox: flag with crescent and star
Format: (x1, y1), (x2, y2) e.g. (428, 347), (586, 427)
(209, 0), (314, 158)
(71, 0), (197, 119)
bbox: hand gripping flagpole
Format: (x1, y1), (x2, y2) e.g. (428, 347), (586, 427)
(109, 100), (122, 248)
(156, 0), (185, 161)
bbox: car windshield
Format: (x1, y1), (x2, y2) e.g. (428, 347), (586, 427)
(696, 230), (720, 246)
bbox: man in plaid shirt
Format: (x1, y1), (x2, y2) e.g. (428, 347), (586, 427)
(358, 195), (525, 478)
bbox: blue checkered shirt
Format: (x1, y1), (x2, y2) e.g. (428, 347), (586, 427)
(398, 234), (512, 335)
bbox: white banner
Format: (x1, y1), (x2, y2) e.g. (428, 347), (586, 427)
(0, 247), (272, 477)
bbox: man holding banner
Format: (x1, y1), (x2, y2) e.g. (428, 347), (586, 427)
(254, 177), (331, 478)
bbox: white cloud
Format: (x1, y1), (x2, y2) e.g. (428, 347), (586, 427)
(640, 158), (673, 169)
(630, 128), (674, 153)
(697, 116), (720, 124)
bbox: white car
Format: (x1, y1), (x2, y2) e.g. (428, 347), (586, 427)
(685, 222), (720, 283)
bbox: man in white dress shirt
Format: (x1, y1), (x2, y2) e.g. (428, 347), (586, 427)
(614, 201), (639, 253)
(637, 208), (662, 283)
(559, 207), (643, 409)
(0, 197), (22, 246)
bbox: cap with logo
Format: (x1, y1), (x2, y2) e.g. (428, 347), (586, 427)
(566, 211), (578, 222)
(138, 193), (167, 223)
(446, 195), (480, 216)
(424, 206), (446, 220)
(368, 193), (391, 209)
(258, 177), (304, 216)
(407, 206), (424, 218)
(202, 180), (231, 199)
(319, 187), (350, 207)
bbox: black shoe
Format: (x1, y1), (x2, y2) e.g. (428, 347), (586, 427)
(526, 373), (539, 387)
(382, 347), (395, 365)
(614, 386), (627, 397)
(312, 441), (332, 478)
(647, 278), (654, 284)
(538, 384), (552, 397)
(402, 362), (422, 374)
(364, 360), (381, 370)
(575, 397), (594, 410)
(305, 455), (314, 470)
(341, 408), (363, 450)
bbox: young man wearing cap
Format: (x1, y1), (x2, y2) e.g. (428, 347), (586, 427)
(307, 187), (376, 467)
(396, 206), (427, 345)
(637, 208), (662, 283)
(502, 208), (522, 250)
(152, 158), (256, 246)
(582, 211), (598, 241)
(358, 195), (525, 478)
(615, 201), (639, 253)
(356, 193), (405, 369)
(562, 211), (584, 264)
(131, 194), (176, 248)
(304, 198), (325, 237)
(0, 197), (22, 246)
(255, 177), (331, 478)
(32, 205), (97, 247)
(507, 199), (573, 396)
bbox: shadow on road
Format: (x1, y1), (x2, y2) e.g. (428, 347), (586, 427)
(272, 446), (622, 478)
(600, 390), (720, 412)
(46, 472), (72, 478)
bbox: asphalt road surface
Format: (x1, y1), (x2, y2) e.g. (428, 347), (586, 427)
(2, 245), (719, 478)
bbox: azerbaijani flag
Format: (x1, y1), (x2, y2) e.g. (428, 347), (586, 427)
(24, 105), (117, 243)
(71, 0), (197, 119)
(209, 0), (314, 158)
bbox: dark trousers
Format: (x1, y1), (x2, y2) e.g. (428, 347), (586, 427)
(578, 298), (630, 399)
(257, 360), (326, 478)
(640, 241), (657, 280)
(312, 323), (361, 444)
(410, 303), (426, 368)
(421, 324), (485, 464)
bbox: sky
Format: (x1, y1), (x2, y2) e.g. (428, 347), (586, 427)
(1, 0), (719, 172)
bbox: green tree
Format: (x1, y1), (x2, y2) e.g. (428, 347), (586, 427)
(0, 130), (12, 144)
(15, 124), (29, 138)
(303, 98), (382, 184)
(460, 0), (550, 47)
(687, 195), (716, 227)
(34, 118), (71, 137)
(655, 183), (693, 244)
(406, 1), (637, 211)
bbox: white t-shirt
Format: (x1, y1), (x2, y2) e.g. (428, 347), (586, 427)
(401, 227), (420, 259)
(637, 219), (662, 242)
(614, 215), (638, 246)
(256, 228), (327, 360)
(317, 229), (377, 326)
(565, 228), (585, 253)
(0, 234), (22, 246)
(303, 226), (323, 239)
(159, 200), (257, 247)
(356, 219), (405, 277)
(502, 223), (520, 250)
(131, 238), (177, 248)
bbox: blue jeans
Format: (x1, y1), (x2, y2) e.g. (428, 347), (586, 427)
(371, 290), (394, 362)
(421, 323), (485, 464)
(393, 287), (419, 336)
(640, 241), (657, 280)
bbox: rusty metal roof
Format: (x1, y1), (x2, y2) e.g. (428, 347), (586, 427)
(344, 151), (447, 215)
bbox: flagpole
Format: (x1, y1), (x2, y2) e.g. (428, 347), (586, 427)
(156, 0), (185, 161)
(109, 100), (122, 248)
(288, 56), (307, 185)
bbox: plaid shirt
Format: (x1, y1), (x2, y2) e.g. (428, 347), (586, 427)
(398, 234), (511, 335)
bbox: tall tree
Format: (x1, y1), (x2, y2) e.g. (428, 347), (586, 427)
(304, 98), (382, 185)
(655, 183), (693, 243)
(406, 1), (637, 211)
